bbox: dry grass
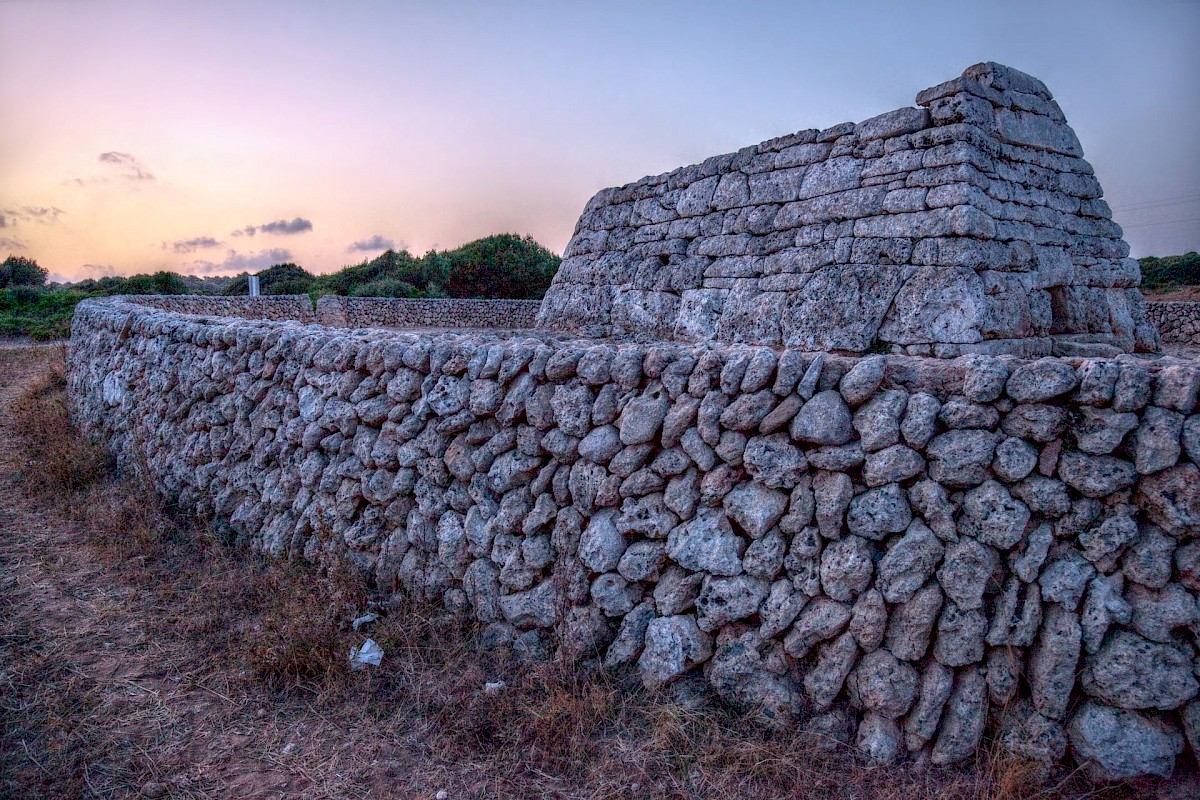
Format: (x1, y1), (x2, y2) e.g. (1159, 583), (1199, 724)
(0, 345), (1189, 799)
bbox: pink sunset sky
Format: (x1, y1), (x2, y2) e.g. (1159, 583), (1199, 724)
(1, 0), (1198, 283)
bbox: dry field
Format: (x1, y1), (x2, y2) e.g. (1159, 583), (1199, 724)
(0, 344), (1193, 799)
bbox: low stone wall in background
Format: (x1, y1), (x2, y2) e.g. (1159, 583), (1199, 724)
(68, 296), (1200, 781)
(316, 296), (542, 330)
(1147, 301), (1200, 346)
(132, 295), (315, 322)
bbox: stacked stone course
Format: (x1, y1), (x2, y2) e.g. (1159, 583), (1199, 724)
(132, 294), (315, 321)
(1147, 301), (1200, 346)
(538, 62), (1158, 358)
(316, 296), (541, 330)
(70, 295), (1200, 780)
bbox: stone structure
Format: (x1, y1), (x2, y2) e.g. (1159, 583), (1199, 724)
(316, 296), (541, 330)
(65, 63), (1200, 782)
(134, 294), (315, 322)
(537, 63), (1158, 358)
(1147, 301), (1200, 346)
(69, 295), (1199, 781)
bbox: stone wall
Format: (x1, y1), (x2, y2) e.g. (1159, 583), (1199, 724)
(68, 295), (1200, 780)
(317, 296), (542, 330)
(1147, 301), (1200, 346)
(537, 63), (1159, 358)
(132, 294), (315, 321)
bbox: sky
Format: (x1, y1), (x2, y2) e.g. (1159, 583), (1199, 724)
(1, 0), (1197, 283)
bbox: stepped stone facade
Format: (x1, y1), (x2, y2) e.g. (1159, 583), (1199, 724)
(537, 62), (1159, 358)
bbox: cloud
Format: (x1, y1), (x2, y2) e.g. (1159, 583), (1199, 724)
(80, 263), (120, 277)
(232, 217), (313, 237)
(0, 236), (27, 251)
(3, 206), (67, 225)
(347, 234), (401, 253)
(98, 151), (156, 182)
(164, 236), (223, 254)
(186, 248), (293, 275)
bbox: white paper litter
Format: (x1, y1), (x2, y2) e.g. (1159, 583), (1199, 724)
(349, 638), (384, 670)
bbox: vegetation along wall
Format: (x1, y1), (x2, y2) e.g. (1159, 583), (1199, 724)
(69, 294), (1200, 781)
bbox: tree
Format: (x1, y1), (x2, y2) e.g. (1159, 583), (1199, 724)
(0, 255), (48, 288)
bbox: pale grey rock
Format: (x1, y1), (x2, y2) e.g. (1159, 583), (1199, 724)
(1058, 451), (1137, 498)
(579, 509), (627, 573)
(853, 389), (908, 452)
(819, 536), (875, 601)
(667, 509), (745, 576)
(499, 578), (562, 628)
(578, 425), (622, 463)
(1179, 541), (1200, 591)
(907, 479), (957, 541)
(618, 540), (666, 582)
(1005, 358), (1077, 403)
(1038, 550), (1095, 611)
(926, 430), (999, 487)
(904, 661), (953, 751)
(862, 444), (925, 486)
(936, 539), (996, 610)
(987, 645), (1021, 707)
(617, 382), (669, 445)
(847, 483), (912, 540)
(839, 356), (887, 406)
(959, 479), (1029, 549)
(723, 481), (788, 537)
(1030, 603), (1081, 720)
(1002, 404), (1069, 444)
(795, 353), (824, 400)
(616, 493), (678, 539)
(899, 397), (944, 459)
(805, 443), (865, 471)
(1182, 415), (1200, 465)
(1067, 701), (1184, 781)
(1136, 464), (1200, 535)
(784, 597), (852, 659)
(962, 355), (1009, 403)
(1112, 363), (1153, 412)
(604, 600), (656, 667)
(1083, 629), (1198, 711)
(664, 470), (701, 520)
(1126, 582), (1199, 643)
(1078, 514), (1138, 564)
(743, 529), (787, 578)
(1153, 364), (1200, 413)
(1074, 406), (1138, 455)
(813, 470), (853, 539)
(758, 393), (803, 434)
(1082, 574), (1132, 654)
(849, 588), (888, 652)
(885, 582), (944, 661)
(878, 520), (944, 604)
(742, 433), (808, 488)
(848, 649), (919, 718)
(930, 667), (986, 766)
(992, 436), (1038, 483)
(1012, 522), (1054, 583)
(720, 389), (777, 431)
(1135, 406), (1184, 474)
(932, 603), (986, 666)
(856, 714), (902, 765)
(638, 615), (712, 690)
(696, 575), (769, 632)
(1011, 475), (1072, 517)
(804, 632), (860, 710)
(790, 390), (855, 445)
(759, 578), (807, 638)
(938, 397), (999, 430)
(653, 565), (703, 615)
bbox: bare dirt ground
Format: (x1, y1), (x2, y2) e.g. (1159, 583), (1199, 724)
(0, 344), (1194, 799)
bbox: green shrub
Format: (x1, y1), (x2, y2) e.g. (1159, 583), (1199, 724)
(1, 255), (48, 288)
(1140, 252), (1200, 290)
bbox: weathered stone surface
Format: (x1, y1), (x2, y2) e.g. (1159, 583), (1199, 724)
(936, 539), (995, 610)
(1058, 451), (1137, 497)
(804, 632), (860, 711)
(790, 390), (855, 446)
(1006, 359), (1078, 403)
(1082, 630), (1199, 711)
(847, 483), (912, 540)
(667, 510), (745, 576)
(1136, 464), (1200, 534)
(638, 615), (712, 690)
(1067, 702), (1184, 782)
(878, 520), (945, 604)
(819, 536), (875, 601)
(1030, 603), (1081, 720)
(848, 649), (919, 718)
(723, 481), (788, 538)
(927, 430), (999, 487)
(959, 480), (1029, 549)
(885, 582), (943, 661)
(930, 667), (987, 766)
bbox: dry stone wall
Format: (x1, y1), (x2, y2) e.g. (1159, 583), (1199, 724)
(69, 295), (1200, 781)
(316, 296), (541, 330)
(132, 294), (315, 321)
(1147, 301), (1200, 346)
(537, 63), (1159, 358)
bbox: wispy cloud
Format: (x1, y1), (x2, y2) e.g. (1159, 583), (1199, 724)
(2, 206), (67, 225)
(186, 248), (293, 275)
(1, 236), (28, 251)
(231, 217), (313, 237)
(347, 234), (402, 253)
(163, 236), (223, 254)
(80, 263), (120, 277)
(98, 151), (156, 182)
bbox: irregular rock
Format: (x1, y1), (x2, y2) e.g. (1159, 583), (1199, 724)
(904, 660), (953, 751)
(992, 436), (1038, 483)
(936, 539), (996, 610)
(930, 667), (987, 766)
(742, 433), (808, 488)
(878, 520), (945, 604)
(695, 575), (769, 631)
(959, 480), (1029, 549)
(1029, 603), (1081, 720)
(1006, 358), (1078, 403)
(723, 481), (788, 538)
(862, 444), (925, 486)
(932, 602), (986, 667)
(637, 615), (712, 690)
(839, 355), (887, 406)
(804, 632), (860, 710)
(926, 430), (999, 488)
(885, 582), (943, 661)
(784, 598), (852, 659)
(819, 536), (875, 601)
(1058, 451), (1137, 498)
(847, 483), (912, 540)
(1067, 701), (1184, 781)
(848, 649), (919, 718)
(666, 510), (745, 576)
(1135, 407), (1184, 474)
(1135, 464), (1200, 535)
(790, 390), (855, 446)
